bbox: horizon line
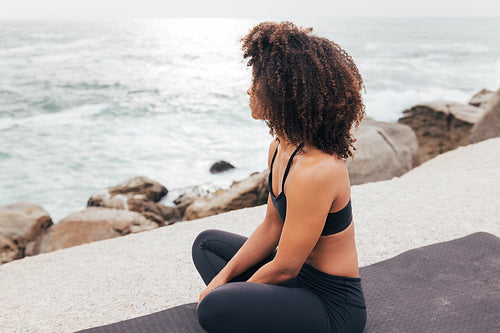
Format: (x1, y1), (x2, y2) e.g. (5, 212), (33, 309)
(1, 15), (500, 21)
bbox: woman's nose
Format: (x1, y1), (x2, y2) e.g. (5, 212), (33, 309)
(247, 88), (251, 96)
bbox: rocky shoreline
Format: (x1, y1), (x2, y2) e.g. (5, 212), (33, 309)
(1, 88), (498, 265)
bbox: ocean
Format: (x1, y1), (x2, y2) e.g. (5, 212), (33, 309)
(1, 17), (499, 222)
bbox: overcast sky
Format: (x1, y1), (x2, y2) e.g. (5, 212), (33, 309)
(1, 0), (499, 19)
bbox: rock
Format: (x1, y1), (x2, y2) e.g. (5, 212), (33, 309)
(39, 207), (157, 253)
(209, 161), (235, 174)
(108, 176), (168, 202)
(145, 201), (181, 225)
(88, 192), (129, 210)
(173, 184), (222, 217)
(129, 195), (180, 226)
(0, 233), (18, 264)
(348, 118), (419, 185)
(183, 171), (269, 221)
(468, 89), (494, 108)
(470, 88), (500, 144)
(87, 176), (177, 225)
(0, 202), (53, 259)
(398, 101), (485, 164)
(174, 195), (198, 217)
(87, 176), (168, 206)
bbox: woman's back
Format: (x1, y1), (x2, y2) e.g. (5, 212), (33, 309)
(268, 139), (360, 278)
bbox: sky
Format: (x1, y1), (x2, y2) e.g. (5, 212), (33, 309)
(1, 0), (499, 20)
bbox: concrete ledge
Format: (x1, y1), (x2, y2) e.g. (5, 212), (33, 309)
(1, 138), (499, 333)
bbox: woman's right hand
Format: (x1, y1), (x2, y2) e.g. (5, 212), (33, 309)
(197, 275), (228, 309)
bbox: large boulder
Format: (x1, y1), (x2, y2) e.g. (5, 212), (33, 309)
(39, 207), (157, 253)
(398, 101), (485, 164)
(470, 88), (500, 144)
(468, 89), (494, 108)
(173, 185), (219, 217)
(107, 175), (168, 201)
(88, 176), (179, 225)
(0, 202), (53, 261)
(183, 171), (269, 221)
(347, 118), (418, 185)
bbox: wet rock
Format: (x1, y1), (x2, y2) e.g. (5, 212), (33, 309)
(0, 233), (18, 264)
(348, 118), (418, 185)
(39, 207), (157, 253)
(88, 176), (178, 225)
(108, 175), (168, 202)
(209, 161), (235, 174)
(172, 184), (221, 217)
(144, 201), (181, 225)
(0, 202), (53, 261)
(183, 171), (269, 221)
(398, 101), (485, 164)
(470, 88), (500, 144)
(174, 195), (198, 217)
(468, 88), (494, 108)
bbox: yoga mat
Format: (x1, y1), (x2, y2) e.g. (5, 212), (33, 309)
(76, 232), (500, 333)
(76, 302), (203, 333)
(361, 232), (500, 332)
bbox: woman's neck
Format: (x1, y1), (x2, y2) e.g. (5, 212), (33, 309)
(276, 136), (305, 154)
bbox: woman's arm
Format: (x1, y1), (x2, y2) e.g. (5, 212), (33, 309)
(210, 138), (282, 283)
(247, 158), (337, 285)
(197, 200), (283, 307)
(212, 199), (283, 283)
(197, 139), (283, 306)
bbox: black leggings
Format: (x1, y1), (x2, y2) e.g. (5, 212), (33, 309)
(192, 229), (367, 333)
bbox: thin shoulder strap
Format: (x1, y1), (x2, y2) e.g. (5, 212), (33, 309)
(270, 144), (278, 172)
(282, 143), (304, 189)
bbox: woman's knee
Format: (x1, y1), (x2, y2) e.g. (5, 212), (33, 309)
(196, 284), (235, 332)
(193, 229), (220, 246)
(192, 229), (219, 259)
(196, 292), (216, 331)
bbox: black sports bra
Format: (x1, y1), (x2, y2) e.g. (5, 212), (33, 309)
(268, 142), (353, 236)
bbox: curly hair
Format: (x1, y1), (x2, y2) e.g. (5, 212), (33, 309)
(241, 21), (365, 159)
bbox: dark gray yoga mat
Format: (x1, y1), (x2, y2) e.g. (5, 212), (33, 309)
(361, 232), (499, 333)
(76, 232), (500, 333)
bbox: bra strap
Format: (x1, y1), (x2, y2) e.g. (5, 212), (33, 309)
(270, 145), (278, 173)
(282, 143), (304, 190)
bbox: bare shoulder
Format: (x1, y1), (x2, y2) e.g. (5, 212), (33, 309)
(288, 148), (348, 197)
(267, 138), (280, 169)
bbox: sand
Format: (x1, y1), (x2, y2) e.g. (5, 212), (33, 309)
(1, 138), (499, 333)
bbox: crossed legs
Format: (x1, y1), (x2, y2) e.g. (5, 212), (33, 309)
(192, 229), (332, 333)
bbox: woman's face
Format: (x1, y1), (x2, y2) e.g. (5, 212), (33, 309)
(247, 80), (266, 120)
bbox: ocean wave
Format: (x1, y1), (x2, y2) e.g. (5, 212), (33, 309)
(128, 89), (160, 95)
(0, 44), (38, 55)
(0, 152), (11, 159)
(57, 82), (125, 91)
(364, 43), (378, 51)
(364, 87), (473, 122)
(416, 42), (490, 54)
(361, 42), (491, 58)
(0, 104), (108, 131)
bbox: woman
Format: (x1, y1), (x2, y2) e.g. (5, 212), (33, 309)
(192, 21), (366, 333)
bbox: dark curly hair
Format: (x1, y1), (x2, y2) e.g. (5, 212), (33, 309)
(241, 21), (365, 159)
